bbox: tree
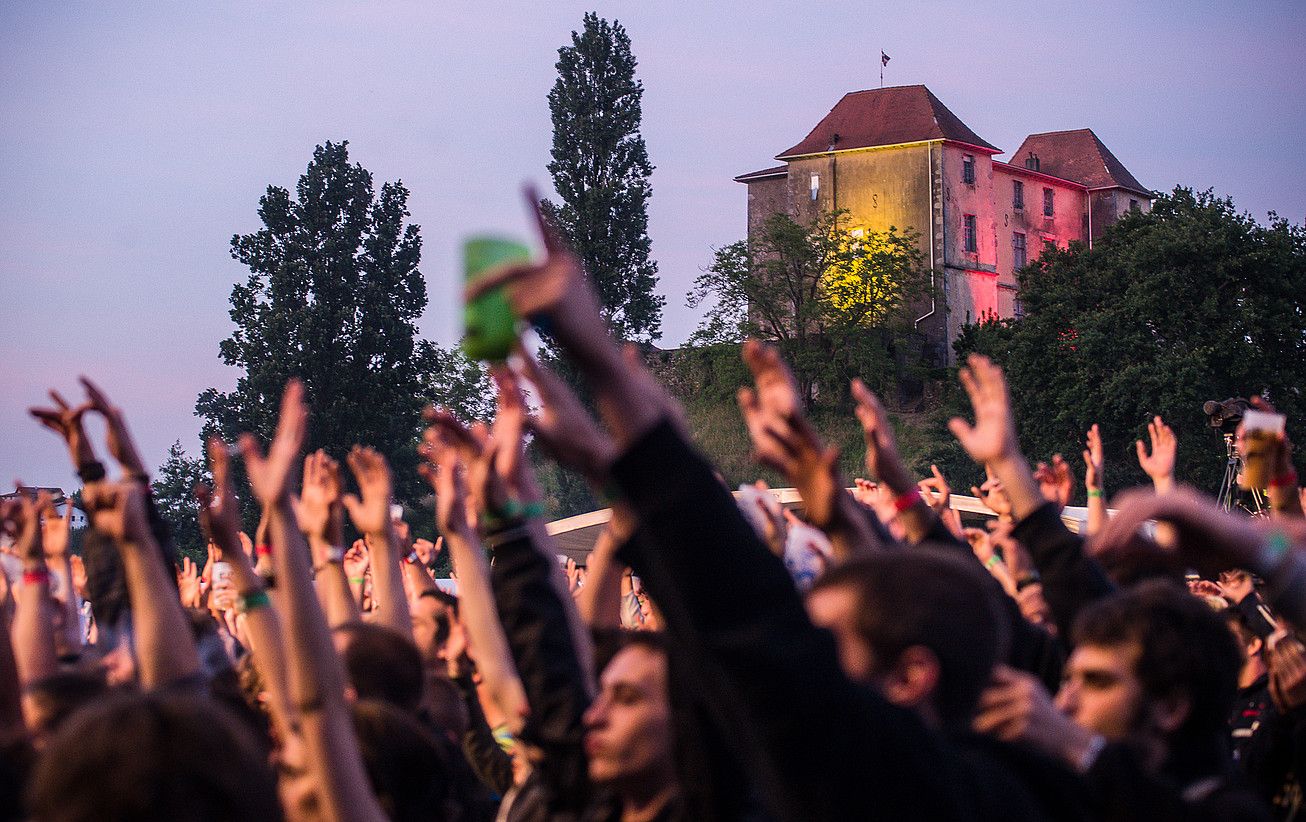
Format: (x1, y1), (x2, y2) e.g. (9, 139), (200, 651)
(687, 209), (929, 408)
(949, 187), (1306, 496)
(197, 141), (434, 505)
(426, 343), (494, 424)
(151, 441), (210, 564)
(544, 12), (664, 343)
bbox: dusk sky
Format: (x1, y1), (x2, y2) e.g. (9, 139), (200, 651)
(3, 1), (1304, 490)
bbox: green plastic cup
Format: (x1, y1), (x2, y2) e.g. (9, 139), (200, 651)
(462, 236), (530, 362)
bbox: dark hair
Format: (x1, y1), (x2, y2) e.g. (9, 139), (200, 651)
(337, 622), (425, 713)
(350, 699), (461, 822)
(27, 691), (282, 822)
(417, 589), (459, 650)
(1074, 579), (1241, 744)
(809, 548), (1008, 726)
(24, 670), (108, 741)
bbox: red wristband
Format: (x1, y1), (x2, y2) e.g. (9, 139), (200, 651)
(893, 487), (923, 513)
(256, 544), (272, 557)
(23, 569), (50, 586)
(1270, 470), (1299, 489)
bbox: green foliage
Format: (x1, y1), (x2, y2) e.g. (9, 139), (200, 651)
(687, 209), (930, 409)
(544, 12), (664, 343)
(151, 441), (210, 565)
(196, 141), (434, 507)
(426, 343), (494, 424)
(947, 187), (1306, 498)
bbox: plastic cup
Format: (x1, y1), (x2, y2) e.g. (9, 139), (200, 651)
(462, 236), (530, 362)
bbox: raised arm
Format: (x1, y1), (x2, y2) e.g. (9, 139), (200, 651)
(293, 450), (360, 628)
(239, 381), (386, 822)
(851, 377), (937, 546)
(737, 341), (881, 560)
(342, 447), (410, 635)
(418, 434), (529, 734)
(197, 438), (294, 741)
(1082, 424), (1107, 536)
(8, 492), (60, 717)
(86, 480), (200, 689)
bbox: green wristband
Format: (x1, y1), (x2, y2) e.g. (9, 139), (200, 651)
(1087, 489), (1104, 499)
(235, 589), (271, 614)
(984, 555), (1002, 570)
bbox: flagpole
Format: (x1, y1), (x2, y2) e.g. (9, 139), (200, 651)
(880, 51), (884, 88)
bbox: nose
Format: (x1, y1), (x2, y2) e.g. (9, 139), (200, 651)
(583, 694), (608, 730)
(1054, 680), (1078, 715)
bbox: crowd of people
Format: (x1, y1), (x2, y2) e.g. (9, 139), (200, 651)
(3, 192), (1306, 821)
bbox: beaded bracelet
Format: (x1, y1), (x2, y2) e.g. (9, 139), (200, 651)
(235, 589), (271, 614)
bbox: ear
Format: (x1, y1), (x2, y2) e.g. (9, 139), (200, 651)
(1248, 636), (1264, 659)
(1150, 692), (1192, 735)
(882, 645), (941, 711)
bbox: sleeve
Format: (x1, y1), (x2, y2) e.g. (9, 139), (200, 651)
(487, 526), (591, 813)
(609, 421), (971, 822)
(1011, 502), (1116, 642)
(453, 674), (515, 797)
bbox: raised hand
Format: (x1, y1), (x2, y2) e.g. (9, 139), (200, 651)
(421, 410), (510, 523)
(1135, 415), (1177, 489)
(342, 446), (393, 538)
(463, 187), (583, 320)
(1033, 454), (1073, 510)
(196, 438), (246, 556)
(79, 376), (147, 476)
(293, 449), (344, 547)
(512, 348), (617, 483)
(9, 488), (51, 567)
(29, 391), (96, 469)
(918, 465), (952, 514)
(948, 354), (1019, 466)
(851, 378), (912, 493)
(178, 556), (202, 609)
(413, 538), (440, 567)
(42, 496), (73, 561)
(239, 380), (307, 505)
(84, 482), (151, 545)
(971, 474), (1013, 520)
(1082, 424), (1104, 492)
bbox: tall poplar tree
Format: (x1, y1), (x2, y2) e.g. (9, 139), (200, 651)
(544, 12), (664, 343)
(196, 141), (433, 504)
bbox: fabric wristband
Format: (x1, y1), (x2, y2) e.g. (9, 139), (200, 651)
(893, 487), (922, 513)
(22, 568), (50, 586)
(255, 544), (272, 557)
(984, 555), (1002, 570)
(403, 550), (421, 565)
(1016, 573), (1042, 592)
(77, 461), (106, 483)
(1270, 470), (1299, 489)
(235, 589), (270, 614)
(1087, 489), (1104, 499)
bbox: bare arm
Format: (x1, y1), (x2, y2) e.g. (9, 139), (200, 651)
(294, 450), (361, 628)
(198, 438), (295, 741)
(342, 447), (409, 635)
(89, 481), (201, 689)
(9, 493), (59, 725)
(577, 506), (636, 629)
(1083, 424), (1107, 537)
(240, 381), (386, 822)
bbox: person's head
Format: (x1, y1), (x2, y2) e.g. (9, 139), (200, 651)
(410, 589), (458, 662)
(23, 670), (108, 749)
(335, 621), (425, 714)
(351, 699), (459, 822)
(583, 632), (676, 798)
(806, 548), (1007, 728)
(1059, 580), (1240, 760)
(27, 691), (282, 822)
(1224, 607), (1268, 688)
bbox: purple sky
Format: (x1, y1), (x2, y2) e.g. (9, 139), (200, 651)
(3, 1), (1304, 491)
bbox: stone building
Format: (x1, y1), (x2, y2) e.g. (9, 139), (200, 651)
(735, 85), (1151, 363)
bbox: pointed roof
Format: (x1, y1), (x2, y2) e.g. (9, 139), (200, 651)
(776, 85), (999, 160)
(1011, 129), (1150, 196)
(734, 164), (788, 183)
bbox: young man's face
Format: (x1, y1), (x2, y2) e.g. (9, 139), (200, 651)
(582, 644), (674, 790)
(805, 583), (876, 683)
(1056, 641), (1147, 740)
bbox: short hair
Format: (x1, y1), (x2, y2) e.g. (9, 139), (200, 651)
(809, 548), (1009, 726)
(1073, 579), (1241, 743)
(24, 670), (108, 740)
(350, 699), (460, 822)
(417, 589), (459, 649)
(27, 691), (282, 822)
(337, 622), (425, 713)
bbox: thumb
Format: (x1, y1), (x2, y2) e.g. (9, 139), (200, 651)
(341, 493), (363, 521)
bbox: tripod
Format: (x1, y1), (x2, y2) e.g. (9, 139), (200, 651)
(1216, 433), (1266, 516)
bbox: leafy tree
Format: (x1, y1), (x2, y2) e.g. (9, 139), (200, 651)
(151, 441), (210, 564)
(426, 343), (494, 424)
(947, 187), (1306, 497)
(687, 209), (929, 408)
(544, 12), (663, 343)
(197, 141), (434, 506)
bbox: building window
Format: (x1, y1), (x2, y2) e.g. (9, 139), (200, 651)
(1043, 238), (1056, 253)
(1043, 188), (1055, 217)
(1012, 232), (1027, 269)
(1129, 198), (1140, 212)
(1014, 296), (1025, 319)
(963, 214), (978, 252)
(962, 155), (975, 185)
(1013, 180), (1024, 211)
(810, 174), (819, 202)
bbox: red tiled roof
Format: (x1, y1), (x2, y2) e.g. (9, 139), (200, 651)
(776, 85), (999, 160)
(1011, 129), (1150, 196)
(734, 164), (788, 183)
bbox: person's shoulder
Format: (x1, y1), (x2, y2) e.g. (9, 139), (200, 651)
(953, 732), (1095, 822)
(1188, 780), (1274, 822)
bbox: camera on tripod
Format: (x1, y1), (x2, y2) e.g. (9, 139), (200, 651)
(1203, 398), (1251, 435)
